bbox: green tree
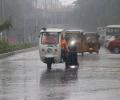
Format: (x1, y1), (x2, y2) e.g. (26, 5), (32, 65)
(72, 0), (120, 31)
(0, 19), (12, 32)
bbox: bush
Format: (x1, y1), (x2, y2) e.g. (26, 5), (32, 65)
(0, 39), (11, 53)
(0, 39), (32, 54)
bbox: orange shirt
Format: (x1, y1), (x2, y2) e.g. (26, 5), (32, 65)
(61, 39), (68, 49)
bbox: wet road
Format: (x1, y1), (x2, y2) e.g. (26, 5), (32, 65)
(0, 48), (120, 100)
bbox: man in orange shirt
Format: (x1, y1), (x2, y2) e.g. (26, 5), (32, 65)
(61, 34), (79, 69)
(61, 34), (68, 62)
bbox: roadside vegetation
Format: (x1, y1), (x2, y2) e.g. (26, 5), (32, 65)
(0, 19), (33, 54)
(0, 39), (32, 54)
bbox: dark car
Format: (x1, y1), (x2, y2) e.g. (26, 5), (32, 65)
(107, 36), (120, 53)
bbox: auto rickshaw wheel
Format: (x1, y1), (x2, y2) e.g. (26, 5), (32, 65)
(113, 47), (120, 54)
(65, 61), (69, 69)
(81, 52), (84, 56)
(47, 63), (52, 70)
(96, 51), (99, 54)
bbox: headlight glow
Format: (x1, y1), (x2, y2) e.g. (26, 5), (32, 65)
(70, 66), (76, 69)
(70, 40), (76, 46)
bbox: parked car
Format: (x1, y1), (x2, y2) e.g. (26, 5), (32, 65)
(107, 36), (120, 53)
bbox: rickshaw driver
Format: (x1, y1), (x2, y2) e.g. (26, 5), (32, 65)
(60, 34), (68, 62)
(61, 34), (79, 69)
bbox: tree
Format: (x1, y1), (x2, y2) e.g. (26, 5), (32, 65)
(72, 0), (120, 31)
(0, 19), (12, 32)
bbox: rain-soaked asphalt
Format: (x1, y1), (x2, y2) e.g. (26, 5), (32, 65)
(0, 48), (120, 100)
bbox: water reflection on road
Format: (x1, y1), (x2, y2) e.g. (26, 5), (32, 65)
(40, 69), (78, 100)
(0, 48), (120, 100)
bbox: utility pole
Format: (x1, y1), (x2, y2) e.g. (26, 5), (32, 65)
(44, 0), (47, 10)
(23, 0), (26, 44)
(54, 0), (57, 25)
(35, 0), (38, 44)
(50, 0), (53, 25)
(23, 16), (25, 43)
(44, 0), (47, 26)
(35, 0), (38, 33)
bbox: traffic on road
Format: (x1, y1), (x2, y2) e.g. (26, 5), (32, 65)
(0, 47), (120, 100)
(0, 0), (120, 100)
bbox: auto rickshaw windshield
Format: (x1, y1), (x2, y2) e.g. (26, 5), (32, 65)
(41, 32), (59, 44)
(65, 33), (80, 41)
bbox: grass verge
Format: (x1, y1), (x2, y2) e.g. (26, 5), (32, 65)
(0, 39), (32, 54)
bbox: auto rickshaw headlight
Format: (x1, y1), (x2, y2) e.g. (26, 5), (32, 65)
(70, 65), (76, 69)
(70, 40), (76, 46)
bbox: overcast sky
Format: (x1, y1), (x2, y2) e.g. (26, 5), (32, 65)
(59, 0), (76, 5)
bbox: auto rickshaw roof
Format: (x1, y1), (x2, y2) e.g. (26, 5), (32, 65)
(66, 29), (84, 33)
(106, 25), (120, 28)
(40, 28), (64, 33)
(84, 32), (97, 34)
(84, 32), (99, 38)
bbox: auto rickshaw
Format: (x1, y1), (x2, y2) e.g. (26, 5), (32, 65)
(65, 31), (100, 56)
(81, 32), (100, 54)
(65, 29), (84, 53)
(39, 28), (65, 70)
